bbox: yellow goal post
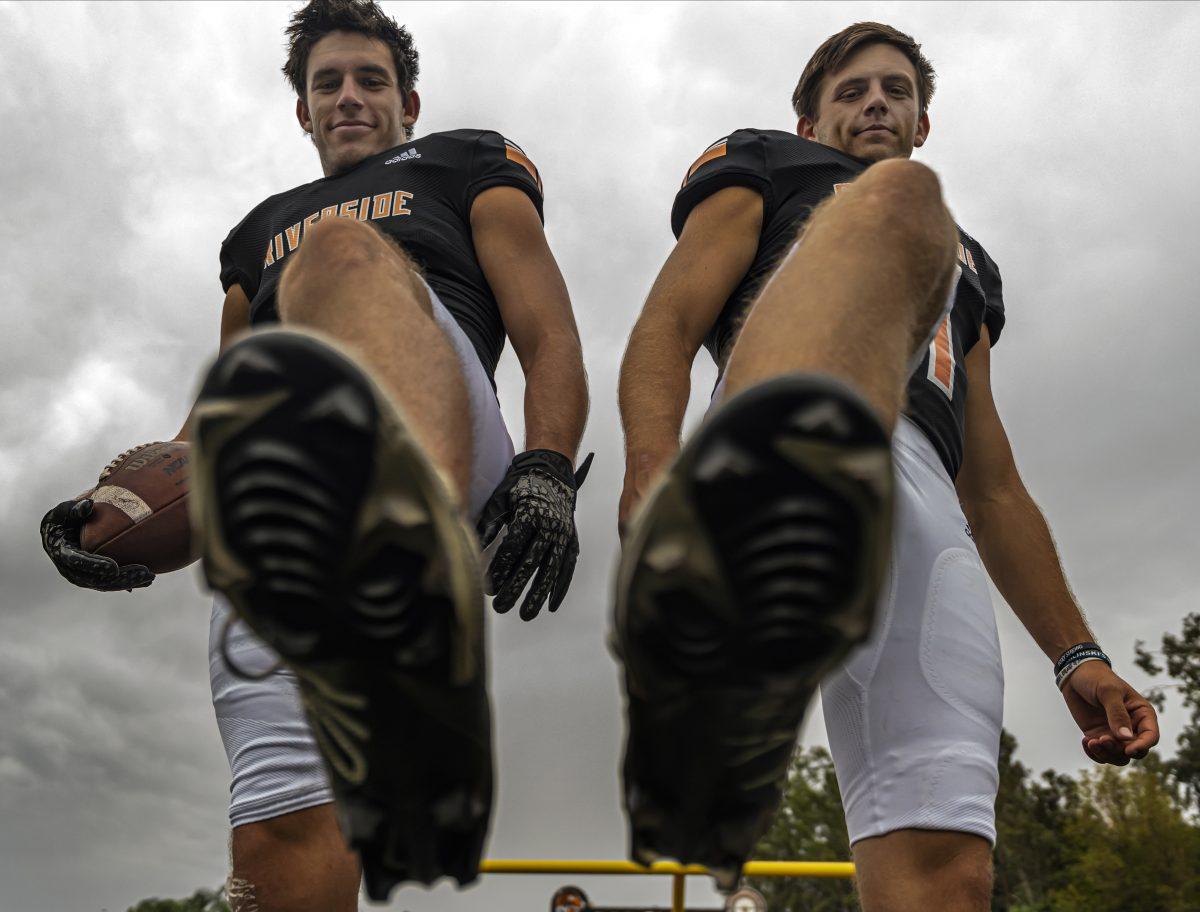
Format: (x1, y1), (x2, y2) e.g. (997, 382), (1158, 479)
(479, 858), (855, 912)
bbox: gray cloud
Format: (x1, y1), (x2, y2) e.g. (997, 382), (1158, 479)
(1, 2), (1197, 909)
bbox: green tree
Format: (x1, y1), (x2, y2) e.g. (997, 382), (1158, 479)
(1135, 611), (1200, 813)
(747, 746), (858, 912)
(1047, 757), (1200, 912)
(126, 887), (229, 912)
(991, 729), (1079, 912)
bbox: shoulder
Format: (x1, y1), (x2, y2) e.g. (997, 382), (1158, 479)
(421, 128), (530, 155)
(429, 129), (544, 218)
(678, 129), (770, 195)
(420, 127), (489, 147)
(681, 128), (859, 185)
(956, 226), (1005, 342)
(958, 227), (1002, 281)
(425, 129), (540, 184)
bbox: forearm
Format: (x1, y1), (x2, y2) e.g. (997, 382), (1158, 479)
(618, 317), (695, 465)
(520, 331), (588, 462)
(967, 485), (1094, 661)
(172, 404), (195, 442)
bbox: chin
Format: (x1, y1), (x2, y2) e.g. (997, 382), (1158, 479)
(854, 141), (906, 163)
(327, 150), (369, 177)
(857, 148), (893, 163)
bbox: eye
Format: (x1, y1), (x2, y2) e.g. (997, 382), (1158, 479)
(839, 89), (859, 100)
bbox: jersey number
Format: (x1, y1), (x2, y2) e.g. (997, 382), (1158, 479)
(927, 317), (954, 400)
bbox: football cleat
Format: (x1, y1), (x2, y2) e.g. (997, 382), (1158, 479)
(613, 373), (893, 891)
(190, 328), (491, 901)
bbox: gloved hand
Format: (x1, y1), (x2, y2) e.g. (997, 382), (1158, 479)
(477, 449), (593, 620)
(40, 497), (155, 592)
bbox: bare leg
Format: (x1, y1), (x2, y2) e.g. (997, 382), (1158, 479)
(722, 158), (959, 431)
(277, 217), (472, 506)
(228, 805), (360, 912)
(853, 829), (993, 912)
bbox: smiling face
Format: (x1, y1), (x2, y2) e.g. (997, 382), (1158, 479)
(295, 30), (420, 177)
(798, 41), (929, 162)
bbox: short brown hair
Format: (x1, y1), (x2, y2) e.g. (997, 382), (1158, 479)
(792, 22), (935, 122)
(282, 0), (420, 139)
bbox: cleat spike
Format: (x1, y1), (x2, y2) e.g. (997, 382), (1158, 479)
(212, 342), (288, 390)
(786, 398), (853, 437)
(692, 438), (757, 484)
(299, 382), (375, 432)
(642, 536), (689, 574)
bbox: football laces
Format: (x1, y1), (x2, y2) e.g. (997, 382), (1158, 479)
(98, 441), (164, 482)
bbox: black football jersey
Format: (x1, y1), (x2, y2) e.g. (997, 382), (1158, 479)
(219, 129), (544, 384)
(672, 128), (1006, 478)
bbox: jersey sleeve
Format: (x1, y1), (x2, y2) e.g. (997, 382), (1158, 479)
(976, 246), (1005, 345)
(465, 131), (545, 223)
(218, 209), (264, 298)
(671, 130), (770, 238)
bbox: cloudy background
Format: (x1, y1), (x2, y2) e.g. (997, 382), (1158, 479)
(2, 1), (1198, 910)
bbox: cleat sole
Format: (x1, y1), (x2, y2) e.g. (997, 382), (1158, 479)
(614, 373), (893, 889)
(190, 328), (491, 899)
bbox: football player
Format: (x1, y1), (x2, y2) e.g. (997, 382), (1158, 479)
(615, 21), (1159, 911)
(40, 0), (589, 907)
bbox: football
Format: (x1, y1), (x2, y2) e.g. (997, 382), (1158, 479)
(80, 440), (197, 573)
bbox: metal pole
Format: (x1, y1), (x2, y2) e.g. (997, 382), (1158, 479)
(478, 859), (853, 878)
(671, 872), (685, 912)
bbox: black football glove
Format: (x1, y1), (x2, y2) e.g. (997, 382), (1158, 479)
(477, 449), (593, 621)
(40, 498), (155, 592)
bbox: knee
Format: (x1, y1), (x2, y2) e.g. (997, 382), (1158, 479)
(230, 808), (360, 911)
(853, 159), (957, 258)
(911, 841), (993, 910)
(292, 216), (389, 274)
(279, 218), (421, 316)
(858, 158), (943, 207)
(939, 849), (993, 908)
(857, 832), (993, 912)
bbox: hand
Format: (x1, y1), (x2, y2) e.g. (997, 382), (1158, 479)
(40, 498), (155, 592)
(1061, 660), (1159, 765)
(618, 448), (677, 541)
(477, 449), (592, 620)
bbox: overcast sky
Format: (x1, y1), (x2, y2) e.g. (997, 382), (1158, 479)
(2, 2), (1198, 910)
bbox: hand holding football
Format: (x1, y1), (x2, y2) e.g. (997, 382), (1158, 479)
(80, 441), (197, 574)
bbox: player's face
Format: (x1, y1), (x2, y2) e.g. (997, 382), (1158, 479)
(798, 42), (930, 162)
(296, 31), (420, 177)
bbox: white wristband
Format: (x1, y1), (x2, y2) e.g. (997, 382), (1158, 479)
(1056, 654), (1108, 690)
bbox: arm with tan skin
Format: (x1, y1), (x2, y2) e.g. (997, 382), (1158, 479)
(956, 326), (1160, 764)
(469, 185), (591, 618)
(618, 185), (764, 536)
(470, 185), (587, 460)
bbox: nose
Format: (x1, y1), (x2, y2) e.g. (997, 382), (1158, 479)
(336, 78), (364, 111)
(863, 81), (890, 116)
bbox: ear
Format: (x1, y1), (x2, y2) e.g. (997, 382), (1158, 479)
(796, 115), (818, 140)
(913, 110), (930, 148)
(403, 90), (421, 129)
(296, 96), (313, 134)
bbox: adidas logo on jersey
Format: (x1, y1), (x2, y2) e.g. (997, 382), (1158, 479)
(385, 149), (421, 164)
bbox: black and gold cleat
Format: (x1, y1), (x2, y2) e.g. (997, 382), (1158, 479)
(189, 328), (491, 901)
(613, 373), (893, 891)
